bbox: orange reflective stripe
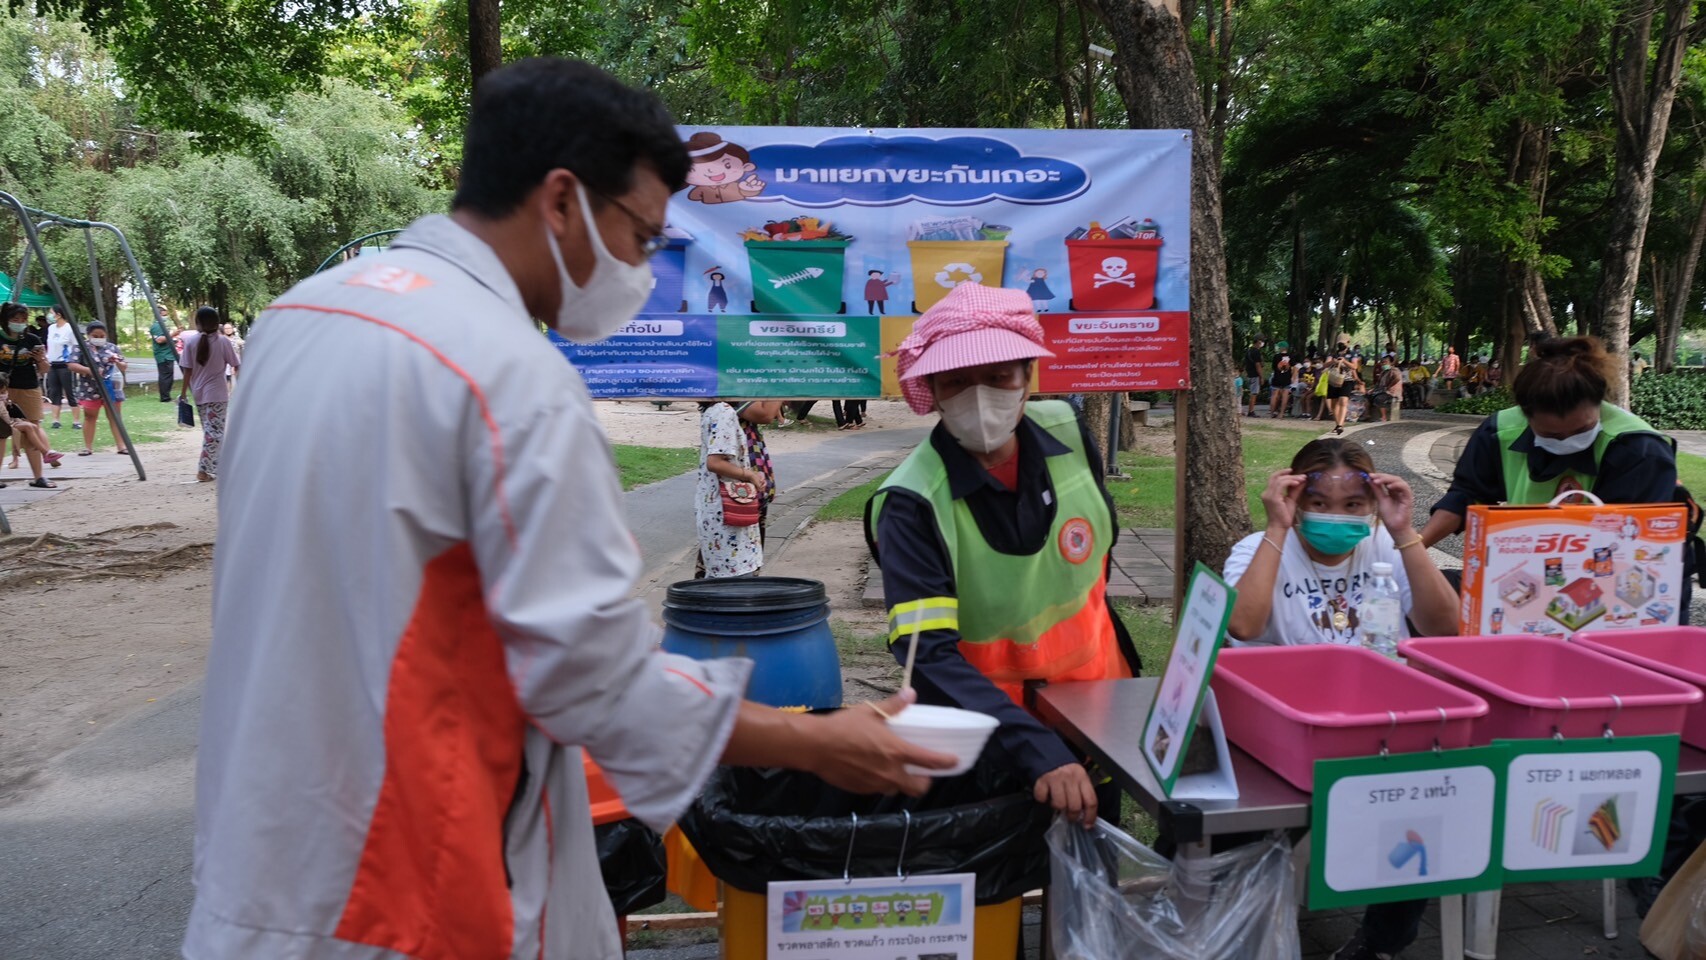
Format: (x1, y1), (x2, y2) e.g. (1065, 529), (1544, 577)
(333, 542), (527, 960)
(956, 576), (1128, 706)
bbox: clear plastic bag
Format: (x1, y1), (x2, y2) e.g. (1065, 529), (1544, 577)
(1046, 817), (1302, 960)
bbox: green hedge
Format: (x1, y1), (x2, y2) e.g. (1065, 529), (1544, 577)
(1631, 370), (1706, 431)
(1436, 373), (1705, 430)
(1436, 388), (1513, 417)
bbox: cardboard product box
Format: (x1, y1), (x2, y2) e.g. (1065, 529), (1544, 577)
(1460, 500), (1689, 637)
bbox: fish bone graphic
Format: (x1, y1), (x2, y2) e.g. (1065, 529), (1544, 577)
(770, 267), (825, 288)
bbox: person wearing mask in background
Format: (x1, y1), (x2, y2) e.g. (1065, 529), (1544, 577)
(183, 58), (948, 960)
(178, 306), (242, 483)
(1226, 439), (1459, 960)
(66, 320), (127, 457)
(1486, 357), (1503, 392)
(1269, 355), (1293, 418)
(1322, 344), (1354, 434)
(1291, 359), (1313, 418)
(44, 307), (80, 432)
(1243, 335), (1266, 417)
(1405, 357), (1432, 409)
(150, 308), (180, 402)
(0, 373), (62, 487)
(1373, 357), (1402, 422)
(1421, 336), (1695, 617)
(867, 282), (1142, 828)
(1, 302), (48, 471)
(697, 398), (765, 578)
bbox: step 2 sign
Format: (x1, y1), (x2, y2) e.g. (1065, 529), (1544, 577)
(1309, 747), (1508, 908)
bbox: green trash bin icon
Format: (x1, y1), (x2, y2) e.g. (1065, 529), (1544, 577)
(745, 239), (851, 314)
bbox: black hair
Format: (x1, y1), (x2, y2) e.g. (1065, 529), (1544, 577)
(1, 302), (26, 325)
(453, 58), (689, 218)
(194, 306), (220, 367)
(86, 320), (105, 332)
(868, 270), (882, 276)
(1512, 336), (1617, 417)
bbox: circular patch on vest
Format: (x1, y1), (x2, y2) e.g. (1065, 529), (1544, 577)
(1059, 518), (1094, 564)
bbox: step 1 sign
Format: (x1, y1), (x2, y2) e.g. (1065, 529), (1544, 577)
(767, 873), (976, 959)
(1141, 563), (1239, 799)
(1496, 735), (1679, 882)
(1309, 747), (1508, 908)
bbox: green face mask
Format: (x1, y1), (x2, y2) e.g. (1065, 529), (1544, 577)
(1298, 511), (1373, 555)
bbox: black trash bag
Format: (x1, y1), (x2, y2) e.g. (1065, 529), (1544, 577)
(595, 818), (668, 917)
(678, 751), (1051, 905)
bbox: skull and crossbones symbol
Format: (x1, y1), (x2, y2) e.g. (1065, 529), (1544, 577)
(1094, 256), (1136, 288)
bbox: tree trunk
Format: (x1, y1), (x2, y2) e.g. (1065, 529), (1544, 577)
(1656, 182), (1706, 372)
(1081, 393), (1112, 460)
(1595, 0), (1691, 406)
(468, 0), (503, 88)
(1092, 0), (1250, 578)
(1289, 201), (1307, 349)
(1507, 121), (1560, 340)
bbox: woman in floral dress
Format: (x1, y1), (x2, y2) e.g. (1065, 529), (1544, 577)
(696, 400), (764, 577)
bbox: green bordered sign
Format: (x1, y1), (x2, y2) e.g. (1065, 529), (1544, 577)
(1309, 746), (1508, 909)
(1139, 563), (1235, 796)
(1496, 735), (1680, 883)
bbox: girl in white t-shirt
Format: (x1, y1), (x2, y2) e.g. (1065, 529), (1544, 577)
(1224, 438), (1459, 647)
(1221, 438), (1459, 960)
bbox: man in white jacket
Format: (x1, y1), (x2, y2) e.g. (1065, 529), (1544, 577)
(184, 58), (947, 960)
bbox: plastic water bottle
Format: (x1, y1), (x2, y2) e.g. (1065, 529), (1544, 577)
(1362, 561), (1402, 660)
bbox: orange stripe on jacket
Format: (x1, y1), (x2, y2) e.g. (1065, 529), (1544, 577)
(957, 576), (1129, 705)
(333, 543), (528, 960)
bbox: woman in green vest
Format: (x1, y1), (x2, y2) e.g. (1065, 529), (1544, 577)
(1419, 336), (1691, 620)
(866, 282), (1139, 828)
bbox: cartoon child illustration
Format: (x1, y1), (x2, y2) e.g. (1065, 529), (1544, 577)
(682, 132), (766, 204)
(864, 270), (896, 315)
(1025, 267), (1055, 312)
(704, 267), (730, 313)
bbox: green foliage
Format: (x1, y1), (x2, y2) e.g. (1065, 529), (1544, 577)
(816, 473), (889, 523)
(1630, 371), (1706, 431)
(1437, 388), (1514, 417)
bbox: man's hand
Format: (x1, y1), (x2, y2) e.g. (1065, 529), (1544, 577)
(801, 690), (956, 797)
(1034, 762), (1098, 827)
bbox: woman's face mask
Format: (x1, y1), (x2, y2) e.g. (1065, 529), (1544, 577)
(1297, 469), (1376, 556)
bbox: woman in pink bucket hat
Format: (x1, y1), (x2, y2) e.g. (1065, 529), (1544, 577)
(864, 282), (1140, 827)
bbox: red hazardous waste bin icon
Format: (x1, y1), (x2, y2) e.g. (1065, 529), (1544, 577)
(1066, 238), (1162, 311)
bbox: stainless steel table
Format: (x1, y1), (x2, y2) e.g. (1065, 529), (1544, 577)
(1034, 677), (1706, 960)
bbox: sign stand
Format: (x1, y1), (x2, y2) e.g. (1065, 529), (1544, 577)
(1140, 563), (1239, 800)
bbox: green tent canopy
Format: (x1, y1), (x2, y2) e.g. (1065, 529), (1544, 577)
(0, 272), (58, 309)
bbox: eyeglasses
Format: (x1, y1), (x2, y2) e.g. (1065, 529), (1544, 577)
(581, 183), (668, 256)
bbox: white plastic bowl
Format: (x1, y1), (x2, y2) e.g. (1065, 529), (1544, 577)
(886, 704), (999, 776)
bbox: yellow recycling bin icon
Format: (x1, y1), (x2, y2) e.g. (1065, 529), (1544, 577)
(907, 240), (1010, 312)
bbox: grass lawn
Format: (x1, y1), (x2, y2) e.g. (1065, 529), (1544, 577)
(1678, 451), (1706, 497)
(610, 444), (698, 490)
(816, 472), (890, 522)
(1109, 423), (1303, 528)
(99, 383), (699, 490)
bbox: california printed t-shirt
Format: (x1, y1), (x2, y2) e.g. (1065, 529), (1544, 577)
(1223, 525), (1414, 646)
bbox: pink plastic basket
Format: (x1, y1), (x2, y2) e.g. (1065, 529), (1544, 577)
(1570, 627), (1706, 749)
(1399, 635), (1702, 744)
(1211, 645), (1488, 791)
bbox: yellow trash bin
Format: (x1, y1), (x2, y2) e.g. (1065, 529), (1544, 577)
(907, 240), (1009, 312)
(720, 886), (1022, 960)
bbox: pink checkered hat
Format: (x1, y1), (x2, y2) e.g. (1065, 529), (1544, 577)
(890, 283), (1053, 414)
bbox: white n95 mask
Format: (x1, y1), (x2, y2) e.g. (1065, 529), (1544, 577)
(545, 182), (653, 343)
(937, 385), (1025, 453)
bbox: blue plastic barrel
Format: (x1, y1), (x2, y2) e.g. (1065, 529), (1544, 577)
(661, 577), (843, 709)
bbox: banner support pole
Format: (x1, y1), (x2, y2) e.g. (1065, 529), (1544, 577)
(1173, 389), (1189, 613)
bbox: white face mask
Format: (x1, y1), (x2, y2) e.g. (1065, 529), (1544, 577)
(88, 336), (106, 345)
(545, 182), (654, 343)
(1532, 422), (1601, 456)
(937, 384), (1025, 453)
